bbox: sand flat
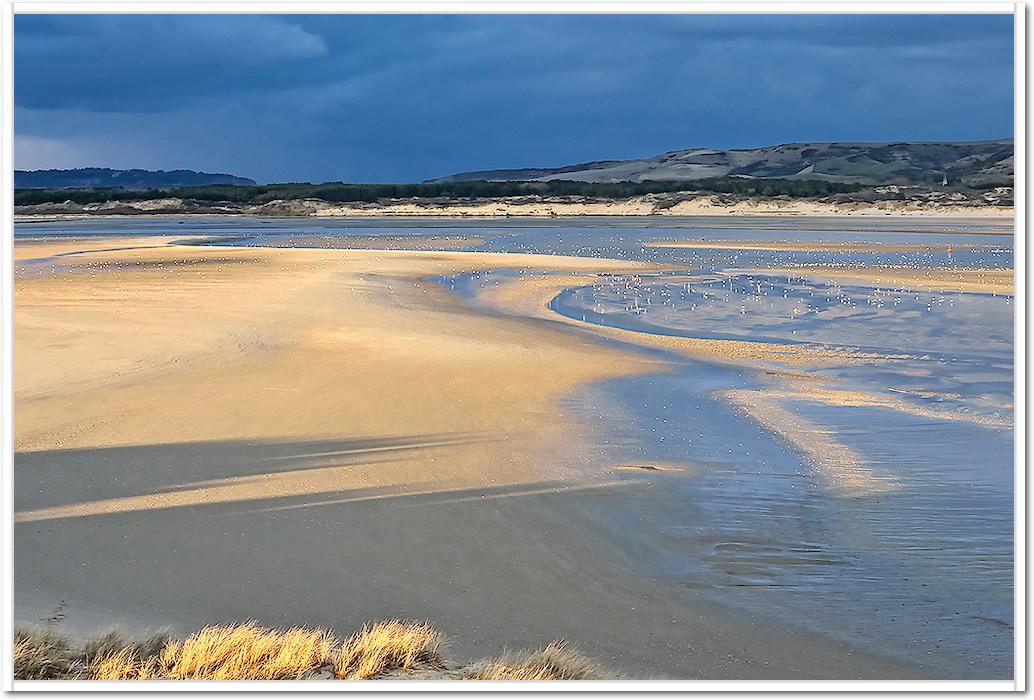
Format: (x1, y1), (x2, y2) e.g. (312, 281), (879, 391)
(13, 236), (931, 679)
(15, 240), (661, 459)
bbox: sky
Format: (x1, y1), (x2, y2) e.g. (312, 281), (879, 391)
(14, 13), (1015, 184)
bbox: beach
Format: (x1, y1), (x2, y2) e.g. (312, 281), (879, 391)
(14, 197), (1017, 221)
(13, 217), (1014, 679)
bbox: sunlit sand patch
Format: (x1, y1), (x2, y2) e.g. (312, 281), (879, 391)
(646, 239), (996, 254)
(764, 383), (1012, 429)
(744, 266), (1013, 295)
(14, 454), (469, 524)
(14, 477), (647, 524)
(719, 389), (899, 496)
(15, 431), (575, 524)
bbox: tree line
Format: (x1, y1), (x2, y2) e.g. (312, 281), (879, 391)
(14, 177), (866, 206)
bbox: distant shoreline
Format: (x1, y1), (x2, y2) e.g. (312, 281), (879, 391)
(14, 209), (1014, 236)
(14, 192), (1014, 222)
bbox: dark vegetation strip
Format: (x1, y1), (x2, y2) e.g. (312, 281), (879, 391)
(15, 178), (866, 206)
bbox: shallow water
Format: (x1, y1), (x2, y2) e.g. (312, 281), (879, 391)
(15, 216), (1015, 677)
(414, 222), (1014, 677)
(453, 262), (1013, 676)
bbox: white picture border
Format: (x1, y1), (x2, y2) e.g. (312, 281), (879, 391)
(0, 1), (1024, 693)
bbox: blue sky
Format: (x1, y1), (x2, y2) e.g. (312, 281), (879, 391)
(14, 13), (1014, 183)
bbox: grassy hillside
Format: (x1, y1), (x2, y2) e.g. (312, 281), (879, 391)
(429, 140), (1013, 187)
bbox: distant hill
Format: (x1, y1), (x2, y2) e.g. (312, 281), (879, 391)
(15, 168), (256, 190)
(428, 139), (1013, 187)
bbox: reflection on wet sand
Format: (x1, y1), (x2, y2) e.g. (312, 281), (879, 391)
(446, 231), (1012, 676)
(719, 388), (898, 496)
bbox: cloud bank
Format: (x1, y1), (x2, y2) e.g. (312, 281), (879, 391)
(15, 13), (1014, 183)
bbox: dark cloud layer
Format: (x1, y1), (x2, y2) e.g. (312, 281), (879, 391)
(14, 13), (1014, 183)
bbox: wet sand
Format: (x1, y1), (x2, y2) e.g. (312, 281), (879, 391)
(14, 236), (931, 679)
(466, 265), (1012, 514)
(457, 255), (1012, 676)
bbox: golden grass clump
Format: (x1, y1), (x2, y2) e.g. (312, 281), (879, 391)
(14, 620), (609, 681)
(461, 641), (603, 680)
(90, 647), (146, 681)
(334, 620), (444, 679)
(155, 621), (334, 680)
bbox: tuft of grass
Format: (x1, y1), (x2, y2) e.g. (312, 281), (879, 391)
(156, 621), (334, 680)
(85, 630), (173, 680)
(90, 646), (145, 681)
(461, 641), (604, 680)
(83, 630), (171, 665)
(14, 628), (83, 680)
(334, 620), (444, 679)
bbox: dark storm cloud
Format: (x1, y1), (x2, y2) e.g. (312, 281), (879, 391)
(14, 13), (1014, 183)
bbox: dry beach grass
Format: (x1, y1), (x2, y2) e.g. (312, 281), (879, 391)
(14, 621), (603, 681)
(460, 641), (602, 680)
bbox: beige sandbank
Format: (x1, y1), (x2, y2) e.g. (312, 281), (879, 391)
(646, 239), (1000, 253)
(745, 266), (1014, 295)
(766, 383), (1010, 430)
(15, 237), (931, 679)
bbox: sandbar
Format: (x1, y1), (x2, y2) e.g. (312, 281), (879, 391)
(747, 266), (1014, 295)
